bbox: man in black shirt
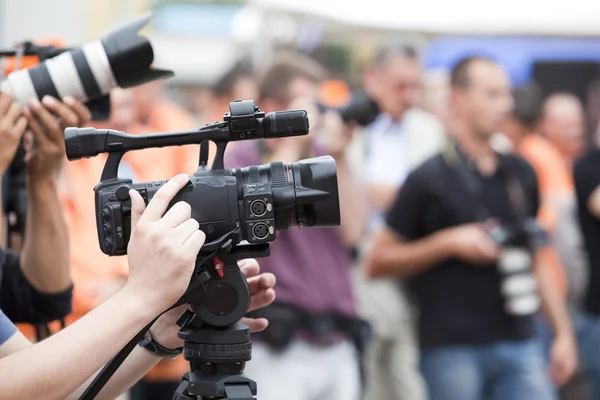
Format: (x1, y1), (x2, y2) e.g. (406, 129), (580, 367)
(0, 92), (90, 325)
(366, 57), (576, 400)
(573, 146), (600, 399)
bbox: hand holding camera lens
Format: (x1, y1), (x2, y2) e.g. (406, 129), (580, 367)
(0, 93), (27, 174)
(124, 173), (207, 314)
(22, 95), (91, 183)
(442, 223), (500, 266)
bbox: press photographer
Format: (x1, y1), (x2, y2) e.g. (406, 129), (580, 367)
(0, 173), (276, 399)
(0, 13), (174, 333)
(0, 92), (89, 328)
(225, 52), (367, 400)
(366, 56), (577, 400)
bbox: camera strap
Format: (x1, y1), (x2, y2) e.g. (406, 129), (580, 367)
(444, 142), (531, 225)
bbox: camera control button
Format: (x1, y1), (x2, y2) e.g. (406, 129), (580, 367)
(115, 185), (132, 201)
(103, 238), (114, 251)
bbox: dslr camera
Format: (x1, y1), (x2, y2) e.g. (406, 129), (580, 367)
(67, 100), (340, 400)
(1, 13), (171, 243)
(487, 218), (548, 317)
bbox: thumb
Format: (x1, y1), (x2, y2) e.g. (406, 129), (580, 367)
(129, 189), (146, 227)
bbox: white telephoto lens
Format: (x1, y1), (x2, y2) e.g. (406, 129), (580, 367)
(498, 247), (532, 274)
(506, 294), (541, 316)
(0, 69), (38, 106)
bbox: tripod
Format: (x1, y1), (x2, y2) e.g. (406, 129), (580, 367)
(173, 244), (270, 400)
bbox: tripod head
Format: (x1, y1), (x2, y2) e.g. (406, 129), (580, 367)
(174, 243), (270, 400)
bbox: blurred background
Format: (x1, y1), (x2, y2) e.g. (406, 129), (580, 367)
(4, 0), (600, 118)
(4, 1), (600, 399)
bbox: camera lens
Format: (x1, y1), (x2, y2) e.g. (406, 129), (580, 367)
(236, 156), (340, 231)
(0, 13), (173, 108)
(251, 200), (267, 217)
(252, 223), (269, 240)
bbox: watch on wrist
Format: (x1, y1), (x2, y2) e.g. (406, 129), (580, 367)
(138, 331), (183, 358)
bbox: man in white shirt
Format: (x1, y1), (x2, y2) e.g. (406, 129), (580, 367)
(350, 42), (446, 400)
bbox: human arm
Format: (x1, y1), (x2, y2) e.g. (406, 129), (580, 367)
(0, 174), (206, 400)
(317, 112), (365, 246)
(66, 258), (276, 400)
(367, 184), (400, 212)
(574, 153), (600, 219)
(0, 94), (28, 245)
(366, 170), (499, 278)
(586, 186), (600, 219)
(533, 247), (577, 385)
(19, 96), (91, 293)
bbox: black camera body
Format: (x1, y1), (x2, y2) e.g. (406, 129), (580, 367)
(84, 103), (339, 257)
(487, 218), (548, 249)
(66, 99), (340, 258)
(96, 169), (276, 256)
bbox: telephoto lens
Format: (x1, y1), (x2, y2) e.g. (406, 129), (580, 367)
(0, 13), (172, 107)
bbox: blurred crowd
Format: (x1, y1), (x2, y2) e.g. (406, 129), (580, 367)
(6, 35), (600, 400)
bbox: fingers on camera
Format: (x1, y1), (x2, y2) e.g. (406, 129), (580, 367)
(63, 96), (92, 124)
(143, 174), (189, 222)
(29, 98), (60, 133)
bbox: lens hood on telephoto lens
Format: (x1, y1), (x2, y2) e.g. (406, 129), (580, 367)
(0, 13), (173, 107)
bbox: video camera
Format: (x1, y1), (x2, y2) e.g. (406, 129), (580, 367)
(318, 90), (380, 127)
(66, 100), (341, 400)
(0, 13), (171, 244)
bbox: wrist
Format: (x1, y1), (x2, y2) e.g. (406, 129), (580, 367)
(27, 176), (59, 197)
(554, 327), (575, 342)
(433, 230), (457, 259)
(149, 321), (181, 350)
(118, 284), (161, 325)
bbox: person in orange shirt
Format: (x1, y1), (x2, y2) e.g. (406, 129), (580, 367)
(539, 92), (587, 168)
(60, 84), (201, 399)
(502, 84), (581, 392)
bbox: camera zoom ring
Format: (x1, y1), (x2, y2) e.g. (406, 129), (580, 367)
(248, 166), (260, 183)
(270, 162), (287, 188)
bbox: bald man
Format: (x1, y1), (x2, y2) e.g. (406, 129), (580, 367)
(539, 93), (586, 165)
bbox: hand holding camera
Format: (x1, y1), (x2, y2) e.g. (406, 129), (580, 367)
(124, 173), (206, 314)
(440, 222), (500, 266)
(0, 94), (27, 175)
(22, 95), (90, 183)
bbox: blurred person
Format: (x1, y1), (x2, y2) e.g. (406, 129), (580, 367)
(539, 93), (586, 166)
(0, 92), (89, 330)
(502, 85), (574, 301)
(570, 122), (600, 400)
(184, 58), (258, 127)
(207, 58), (258, 122)
(350, 42), (445, 400)
(421, 68), (452, 130)
(127, 80), (200, 180)
(225, 52), (366, 400)
(0, 174), (276, 399)
(503, 85), (590, 398)
(367, 57), (577, 400)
